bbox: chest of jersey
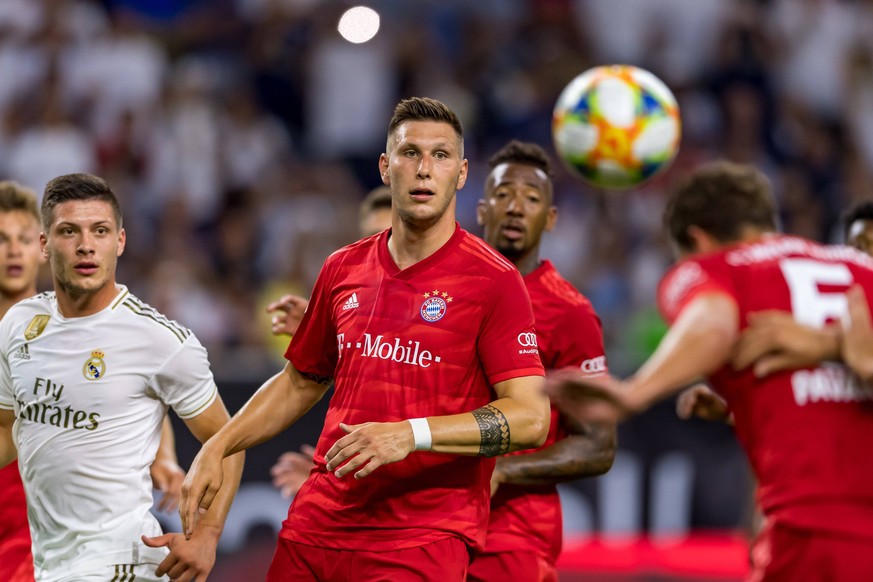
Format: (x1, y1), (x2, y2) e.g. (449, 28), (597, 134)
(329, 273), (487, 375)
(7, 318), (159, 433)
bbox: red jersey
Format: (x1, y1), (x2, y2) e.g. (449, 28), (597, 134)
(484, 260), (606, 562)
(0, 463), (32, 581)
(284, 225), (545, 552)
(658, 234), (873, 540)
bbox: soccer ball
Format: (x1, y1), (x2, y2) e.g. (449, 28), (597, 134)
(552, 65), (681, 190)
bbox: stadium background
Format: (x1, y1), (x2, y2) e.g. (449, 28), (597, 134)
(4, 0), (873, 579)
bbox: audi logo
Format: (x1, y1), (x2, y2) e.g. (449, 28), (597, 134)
(581, 356), (606, 374)
(517, 332), (538, 347)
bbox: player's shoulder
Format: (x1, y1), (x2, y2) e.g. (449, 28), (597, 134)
(3, 292), (54, 322)
(453, 230), (517, 276)
(527, 260), (591, 309)
(323, 231), (383, 269)
(115, 291), (194, 345)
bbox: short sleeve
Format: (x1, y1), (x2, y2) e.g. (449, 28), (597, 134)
(657, 258), (735, 325)
(286, 257), (339, 379)
(152, 334), (218, 419)
(0, 315), (15, 410)
(478, 269), (545, 385)
(550, 302), (608, 376)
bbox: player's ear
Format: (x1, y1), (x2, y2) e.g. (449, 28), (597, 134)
(39, 232), (48, 260)
(687, 225), (719, 254)
(476, 199), (486, 226)
(545, 206), (558, 232)
(116, 228), (126, 257)
(379, 154), (390, 186)
(456, 159), (468, 191)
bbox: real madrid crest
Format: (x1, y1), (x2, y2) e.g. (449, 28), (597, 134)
(83, 350), (106, 381)
(24, 314), (50, 340)
(420, 289), (452, 322)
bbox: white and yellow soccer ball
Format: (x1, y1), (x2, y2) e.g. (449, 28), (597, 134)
(552, 65), (681, 190)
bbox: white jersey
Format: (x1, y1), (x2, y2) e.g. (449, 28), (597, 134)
(0, 286), (217, 582)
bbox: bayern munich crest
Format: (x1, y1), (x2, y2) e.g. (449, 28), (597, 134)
(420, 289), (452, 322)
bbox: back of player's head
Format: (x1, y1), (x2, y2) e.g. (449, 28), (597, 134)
(387, 97), (464, 154)
(42, 173), (123, 230)
(842, 200), (873, 239)
(664, 161), (777, 252)
(0, 181), (39, 222)
(487, 140), (553, 179)
(359, 186), (392, 221)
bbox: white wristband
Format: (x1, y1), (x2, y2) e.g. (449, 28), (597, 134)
(408, 417), (432, 451)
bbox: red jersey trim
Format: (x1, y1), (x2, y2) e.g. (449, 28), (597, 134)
(459, 239), (515, 272)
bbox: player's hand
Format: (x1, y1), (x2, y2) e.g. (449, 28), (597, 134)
(676, 384), (731, 423)
(270, 444), (316, 498)
(266, 294), (309, 336)
(325, 421), (414, 479)
(142, 524), (220, 582)
(839, 285), (873, 382)
(151, 457), (186, 512)
(545, 369), (632, 425)
(731, 311), (839, 377)
(179, 442), (225, 539)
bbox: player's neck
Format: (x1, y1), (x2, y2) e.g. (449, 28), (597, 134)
(388, 213), (456, 270)
(0, 286), (37, 318)
(55, 281), (122, 318)
(511, 248), (541, 277)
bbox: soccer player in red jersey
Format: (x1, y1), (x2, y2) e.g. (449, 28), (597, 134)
(181, 97), (551, 581)
(0, 181), (187, 582)
(550, 161), (873, 581)
(467, 140), (615, 582)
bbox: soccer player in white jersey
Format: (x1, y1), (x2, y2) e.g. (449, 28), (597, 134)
(0, 173), (244, 582)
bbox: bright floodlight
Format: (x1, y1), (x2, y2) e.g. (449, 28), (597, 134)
(338, 6), (380, 44)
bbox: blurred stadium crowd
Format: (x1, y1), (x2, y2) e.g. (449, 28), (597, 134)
(2, 0), (873, 381)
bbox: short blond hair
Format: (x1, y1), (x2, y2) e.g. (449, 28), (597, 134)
(0, 181), (39, 222)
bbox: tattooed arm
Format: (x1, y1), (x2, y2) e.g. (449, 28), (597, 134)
(323, 375), (550, 480)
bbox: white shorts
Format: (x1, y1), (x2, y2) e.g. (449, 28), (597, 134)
(56, 563), (169, 582)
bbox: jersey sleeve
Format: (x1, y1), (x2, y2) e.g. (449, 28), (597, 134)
(152, 334), (218, 419)
(551, 301), (608, 376)
(657, 257), (735, 325)
(285, 256), (339, 379)
(478, 268), (545, 385)
(0, 312), (16, 410)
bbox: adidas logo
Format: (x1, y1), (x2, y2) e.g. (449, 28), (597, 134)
(13, 343), (30, 360)
(342, 292), (360, 311)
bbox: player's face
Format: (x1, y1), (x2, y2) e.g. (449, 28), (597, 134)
(0, 210), (42, 299)
(359, 207), (392, 238)
(478, 162), (557, 260)
(847, 219), (873, 256)
(379, 120), (467, 229)
(41, 200), (125, 300)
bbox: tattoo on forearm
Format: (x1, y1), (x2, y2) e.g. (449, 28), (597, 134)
(472, 404), (510, 457)
(299, 371), (332, 385)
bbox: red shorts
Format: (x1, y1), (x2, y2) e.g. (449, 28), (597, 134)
(748, 520), (873, 582)
(266, 536), (469, 582)
(0, 532), (34, 582)
(467, 550), (557, 582)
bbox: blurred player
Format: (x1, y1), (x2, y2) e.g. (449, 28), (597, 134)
(679, 198), (873, 421)
(0, 174), (243, 582)
(181, 97), (550, 581)
(268, 185), (393, 498)
(468, 140), (615, 582)
(550, 161), (873, 581)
